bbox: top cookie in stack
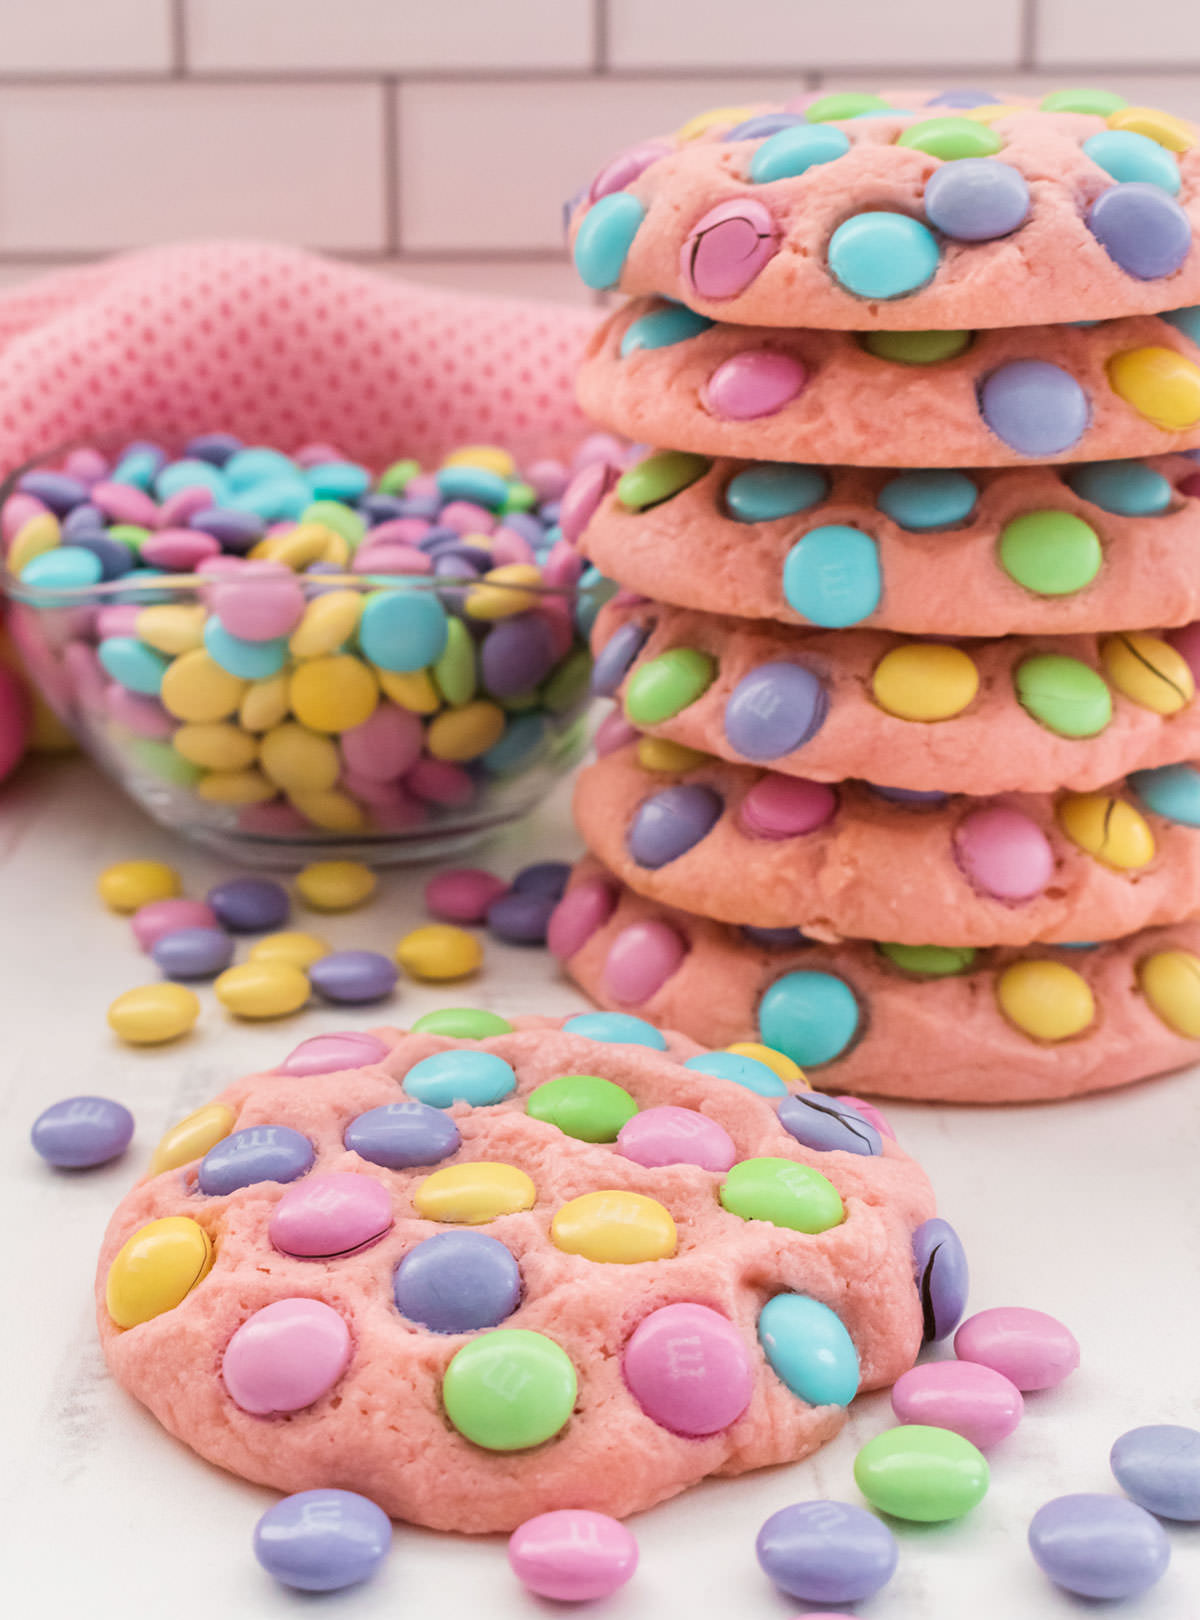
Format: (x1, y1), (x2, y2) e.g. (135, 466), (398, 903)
(552, 88), (1200, 1103)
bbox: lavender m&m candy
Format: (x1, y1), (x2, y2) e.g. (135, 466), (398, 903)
(954, 1305), (1079, 1390)
(254, 1488), (390, 1593)
(924, 158), (1031, 241)
(512, 860), (571, 900)
(891, 1360), (1024, 1450)
(756, 1500), (899, 1605)
(269, 1171), (393, 1259)
(724, 662), (829, 760)
(1029, 1494), (1170, 1599)
(778, 1092), (882, 1155)
(394, 1230), (521, 1332)
(481, 614), (555, 696)
(31, 1095), (134, 1168)
(979, 361), (1090, 456)
(508, 1510), (638, 1603)
(627, 784), (723, 867)
(912, 1216), (968, 1340)
(344, 1100), (461, 1169)
(309, 950), (398, 1005)
(151, 926), (235, 981)
(1111, 1424), (1200, 1520)
(207, 876), (289, 933)
(198, 1124), (314, 1194)
(486, 890), (557, 944)
(591, 620), (651, 697)
(1087, 182), (1192, 279)
(617, 1105), (737, 1171)
(281, 1031), (390, 1076)
(624, 1303), (753, 1435)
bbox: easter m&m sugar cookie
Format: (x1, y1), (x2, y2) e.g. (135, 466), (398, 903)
(574, 452), (1200, 637)
(97, 1018), (938, 1531)
(594, 598), (1200, 796)
(550, 859), (1200, 1102)
(574, 742), (1200, 948)
(580, 306), (1200, 467)
(567, 92), (1200, 330)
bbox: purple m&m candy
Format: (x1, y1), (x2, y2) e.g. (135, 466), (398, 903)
(927, 88), (1002, 108)
(742, 924), (813, 948)
(724, 661), (829, 760)
(17, 469), (91, 514)
(486, 890), (557, 944)
(281, 1031), (390, 1076)
(912, 1216), (969, 1341)
(511, 860), (571, 900)
(778, 1092), (883, 1156)
(207, 876), (290, 933)
(869, 782), (951, 807)
(254, 1488), (391, 1592)
(309, 950), (398, 1005)
(979, 360), (1090, 456)
(1029, 1495), (1170, 1599)
(627, 784), (723, 867)
(1087, 182), (1192, 279)
(344, 1100), (461, 1169)
(591, 620), (652, 697)
(393, 1231), (522, 1332)
(31, 1095), (134, 1168)
(188, 508), (265, 551)
(924, 158), (1031, 241)
(198, 1124), (314, 1194)
(481, 615), (555, 696)
(756, 1500), (899, 1605)
(1111, 1424), (1200, 1520)
(151, 926), (235, 981)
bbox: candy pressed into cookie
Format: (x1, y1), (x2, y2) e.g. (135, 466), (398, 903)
(574, 743), (1200, 946)
(568, 92), (1200, 330)
(97, 1017), (938, 1532)
(579, 305), (1200, 467)
(593, 598), (1200, 795)
(571, 452), (1200, 637)
(550, 859), (1200, 1102)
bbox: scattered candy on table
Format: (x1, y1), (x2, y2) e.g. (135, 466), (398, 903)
(253, 1488), (391, 1593)
(853, 1424), (990, 1523)
(30, 1095), (134, 1168)
(507, 1510), (638, 1602)
(1028, 1493), (1171, 1599)
(756, 1501), (898, 1606)
(295, 859), (377, 912)
(1111, 1424), (1200, 1520)
(98, 859), (180, 913)
(107, 982), (200, 1044)
(954, 1305), (1080, 1391)
(394, 923), (482, 981)
(214, 959), (310, 1019)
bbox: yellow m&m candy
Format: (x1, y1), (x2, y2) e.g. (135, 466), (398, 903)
(150, 1103), (236, 1175)
(1100, 633), (1195, 715)
(161, 649), (246, 723)
(296, 859), (377, 911)
(1107, 347), (1200, 431)
(996, 960), (1095, 1041)
(106, 1215), (214, 1328)
(442, 445), (515, 478)
(249, 931), (331, 970)
(1057, 794), (1156, 869)
(9, 512), (59, 573)
(239, 673), (290, 733)
(107, 982), (200, 1044)
(414, 1162), (536, 1224)
(872, 644), (980, 722)
(426, 700), (506, 762)
(551, 1191), (677, 1263)
(288, 590), (363, 659)
(98, 858), (180, 913)
(376, 667), (441, 713)
(289, 654), (378, 733)
(196, 768), (275, 805)
(172, 722), (258, 771)
(464, 564), (543, 620)
(214, 961), (310, 1019)
(259, 722), (341, 793)
(724, 1041), (808, 1086)
(1138, 949), (1200, 1037)
(135, 603), (206, 655)
(677, 103), (756, 140)
(395, 924), (483, 981)
(636, 736), (711, 772)
(289, 787), (366, 832)
(1107, 105), (1196, 151)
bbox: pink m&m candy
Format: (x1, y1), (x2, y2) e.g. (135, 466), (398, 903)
(623, 1302), (753, 1435)
(559, 459), (619, 547)
(269, 1172), (393, 1259)
(954, 1306), (1080, 1391)
(617, 1105), (737, 1172)
(681, 198), (779, 299)
(132, 897), (219, 951)
(105, 686), (174, 739)
(954, 806), (1055, 902)
(340, 704), (424, 783)
(281, 1031), (390, 1077)
(593, 708), (639, 757)
(739, 775), (837, 839)
(702, 351), (807, 420)
(603, 919), (687, 1003)
(210, 564), (305, 642)
(891, 1359), (1024, 1450)
(425, 866), (510, 925)
(508, 1509), (638, 1602)
(222, 1298), (352, 1415)
(547, 877), (617, 959)
(141, 529), (221, 571)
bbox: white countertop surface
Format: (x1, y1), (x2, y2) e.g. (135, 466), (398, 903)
(4, 756), (1199, 1617)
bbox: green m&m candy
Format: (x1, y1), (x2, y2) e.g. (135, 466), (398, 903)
(1015, 654), (1113, 738)
(411, 1007), (514, 1039)
(878, 942), (978, 977)
(854, 1425), (989, 1522)
(998, 510), (1102, 596)
(719, 1157), (845, 1234)
(1040, 88), (1127, 116)
(616, 451), (711, 512)
(625, 647), (717, 724)
(897, 116), (1002, 160)
(526, 1074), (638, 1142)
(442, 1329), (577, 1451)
(807, 92), (894, 122)
(863, 330), (973, 365)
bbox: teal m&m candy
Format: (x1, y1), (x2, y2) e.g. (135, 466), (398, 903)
(442, 1329), (577, 1450)
(1162, 304), (1200, 345)
(203, 618), (288, 679)
(573, 192), (646, 290)
(684, 1050), (787, 1097)
(749, 123), (850, 183)
(526, 1074), (638, 1142)
(782, 525), (881, 626)
(854, 1425), (989, 1522)
(828, 212), (940, 299)
(1065, 460), (1172, 515)
(758, 969), (861, 1065)
(1131, 762), (1200, 825)
(877, 471), (978, 531)
(561, 1011), (667, 1049)
(720, 1157), (845, 1233)
(1084, 131), (1181, 194)
(758, 1293), (861, 1405)
(620, 304), (714, 356)
(402, 1050), (516, 1109)
(724, 463), (830, 522)
(98, 636), (169, 695)
(359, 589), (448, 673)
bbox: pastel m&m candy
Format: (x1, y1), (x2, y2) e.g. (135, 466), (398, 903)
(855, 1426), (989, 1522)
(442, 1330), (576, 1450)
(954, 1305), (1080, 1391)
(623, 1303), (752, 1434)
(508, 1510), (638, 1603)
(107, 983), (200, 1044)
(98, 859), (180, 913)
(254, 1489), (391, 1593)
(31, 1095), (134, 1168)
(756, 1501), (898, 1606)
(222, 1298), (352, 1414)
(1029, 1494), (1170, 1599)
(106, 1215), (214, 1327)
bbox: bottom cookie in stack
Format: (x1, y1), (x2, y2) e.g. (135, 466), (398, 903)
(549, 857), (1200, 1103)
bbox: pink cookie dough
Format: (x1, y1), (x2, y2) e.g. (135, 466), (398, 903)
(552, 859), (1200, 1102)
(576, 453), (1200, 636)
(568, 95), (1200, 330)
(594, 598), (1200, 795)
(575, 743), (1200, 947)
(579, 305), (1200, 467)
(96, 1018), (935, 1532)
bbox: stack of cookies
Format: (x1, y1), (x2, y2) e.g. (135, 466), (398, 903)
(547, 86), (1200, 1104)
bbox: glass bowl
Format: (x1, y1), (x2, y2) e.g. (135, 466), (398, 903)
(2, 450), (604, 867)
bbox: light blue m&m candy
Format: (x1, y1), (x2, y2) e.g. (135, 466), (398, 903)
(725, 463), (830, 522)
(758, 970), (860, 1065)
(402, 1050), (516, 1108)
(1084, 130), (1181, 195)
(573, 192), (646, 290)
(749, 124), (850, 184)
(684, 1050), (788, 1097)
(621, 304), (714, 356)
(1065, 460), (1172, 515)
(782, 525), (881, 626)
(203, 617), (288, 679)
(359, 589), (448, 672)
(562, 1011), (667, 1049)
(828, 212), (940, 299)
(98, 636), (168, 695)
(1130, 762), (1200, 826)
(20, 545), (104, 594)
(1162, 304), (1200, 345)
(758, 1293), (861, 1405)
(877, 471), (978, 531)
(435, 465), (509, 509)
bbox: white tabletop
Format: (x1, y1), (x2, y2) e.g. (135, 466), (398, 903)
(3, 755), (1199, 1617)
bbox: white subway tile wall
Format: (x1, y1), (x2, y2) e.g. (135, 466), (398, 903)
(0, 0), (1194, 302)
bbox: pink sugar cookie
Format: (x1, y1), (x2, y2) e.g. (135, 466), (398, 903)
(97, 1016), (936, 1531)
